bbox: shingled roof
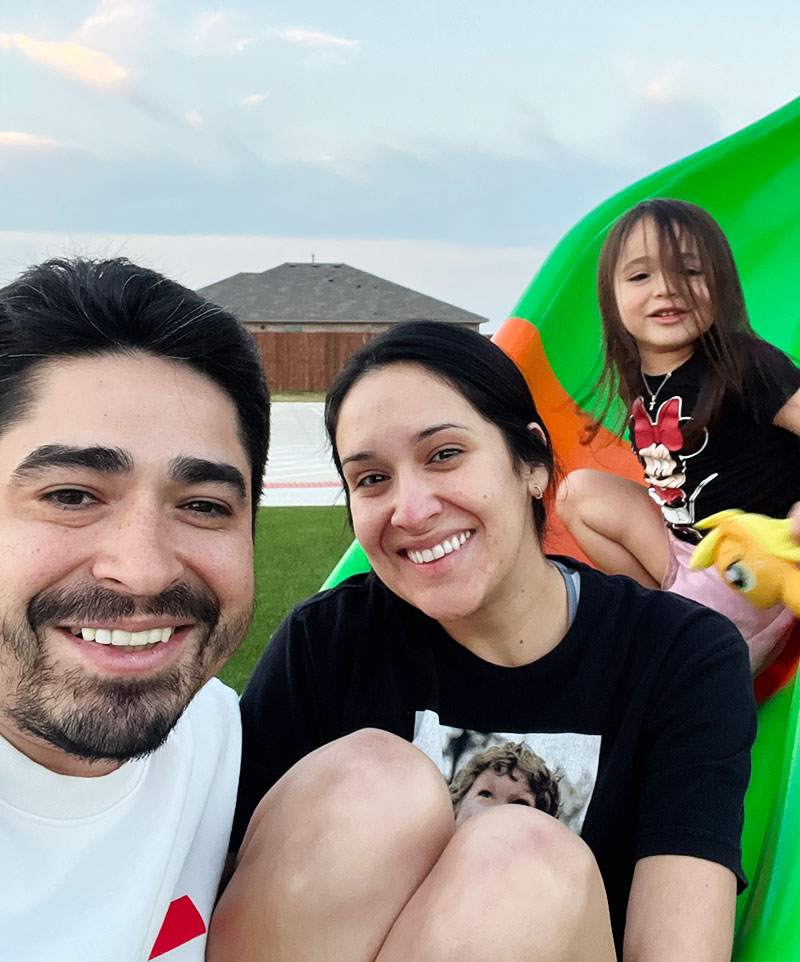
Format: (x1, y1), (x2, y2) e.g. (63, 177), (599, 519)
(198, 262), (486, 326)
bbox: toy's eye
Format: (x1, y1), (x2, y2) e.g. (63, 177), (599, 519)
(725, 561), (756, 592)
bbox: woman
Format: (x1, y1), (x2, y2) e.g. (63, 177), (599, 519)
(211, 322), (755, 962)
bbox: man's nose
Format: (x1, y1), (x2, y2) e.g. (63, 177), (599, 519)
(90, 500), (184, 596)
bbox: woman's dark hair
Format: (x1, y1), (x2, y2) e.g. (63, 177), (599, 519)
(591, 198), (762, 446)
(324, 321), (555, 537)
(0, 257), (270, 527)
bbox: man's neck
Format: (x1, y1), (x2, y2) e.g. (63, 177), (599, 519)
(0, 717), (123, 777)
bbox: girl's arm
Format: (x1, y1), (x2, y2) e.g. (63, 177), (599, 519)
(772, 388), (800, 536)
(623, 855), (736, 962)
(772, 386), (800, 435)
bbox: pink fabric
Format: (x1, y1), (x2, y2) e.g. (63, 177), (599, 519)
(662, 533), (794, 672)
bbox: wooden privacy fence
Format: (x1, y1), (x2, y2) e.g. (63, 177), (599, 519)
(252, 331), (373, 393)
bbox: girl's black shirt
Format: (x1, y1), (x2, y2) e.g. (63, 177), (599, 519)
(629, 339), (800, 542)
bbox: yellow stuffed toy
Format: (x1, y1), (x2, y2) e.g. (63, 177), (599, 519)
(691, 509), (800, 615)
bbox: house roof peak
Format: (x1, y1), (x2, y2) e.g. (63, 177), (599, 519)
(197, 262), (487, 325)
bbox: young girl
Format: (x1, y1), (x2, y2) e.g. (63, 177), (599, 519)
(557, 198), (800, 672)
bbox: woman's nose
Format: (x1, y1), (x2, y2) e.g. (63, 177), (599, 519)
(390, 477), (442, 531)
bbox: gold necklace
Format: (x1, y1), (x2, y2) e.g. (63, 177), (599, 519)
(641, 369), (672, 412)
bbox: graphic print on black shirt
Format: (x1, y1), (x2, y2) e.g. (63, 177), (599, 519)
(413, 710), (601, 832)
(630, 394), (716, 538)
(628, 343), (800, 542)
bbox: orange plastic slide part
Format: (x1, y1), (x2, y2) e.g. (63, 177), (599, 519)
(492, 315), (642, 558)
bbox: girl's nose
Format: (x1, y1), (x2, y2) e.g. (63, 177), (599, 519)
(653, 270), (677, 297)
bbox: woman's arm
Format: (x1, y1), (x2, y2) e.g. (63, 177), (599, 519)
(623, 855), (736, 962)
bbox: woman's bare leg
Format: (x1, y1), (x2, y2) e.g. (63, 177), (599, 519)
(207, 729), (455, 962)
(557, 469), (669, 587)
(376, 806), (616, 962)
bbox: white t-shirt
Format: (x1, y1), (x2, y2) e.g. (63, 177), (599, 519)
(0, 678), (241, 962)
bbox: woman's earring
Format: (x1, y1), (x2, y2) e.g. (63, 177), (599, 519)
(531, 484), (544, 500)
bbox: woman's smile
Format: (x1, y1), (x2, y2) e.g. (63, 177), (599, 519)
(403, 529), (473, 565)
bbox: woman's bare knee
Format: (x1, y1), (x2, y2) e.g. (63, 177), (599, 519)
(209, 731), (455, 962)
(239, 730), (452, 883)
(378, 807), (615, 962)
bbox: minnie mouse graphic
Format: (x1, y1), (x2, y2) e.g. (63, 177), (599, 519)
(631, 396), (717, 536)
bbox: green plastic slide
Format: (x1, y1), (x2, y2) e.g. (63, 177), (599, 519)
(322, 96), (800, 956)
(506, 95), (800, 959)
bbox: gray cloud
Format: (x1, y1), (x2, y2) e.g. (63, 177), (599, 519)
(0, 133), (660, 249)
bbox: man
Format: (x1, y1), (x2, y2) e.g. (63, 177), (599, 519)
(0, 257), (270, 961)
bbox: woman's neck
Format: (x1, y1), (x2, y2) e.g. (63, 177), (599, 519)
(439, 553), (569, 668)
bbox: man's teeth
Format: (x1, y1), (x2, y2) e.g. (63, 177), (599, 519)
(407, 530), (472, 565)
(68, 627), (175, 647)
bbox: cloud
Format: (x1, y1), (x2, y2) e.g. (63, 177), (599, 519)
(184, 11), (253, 57)
(0, 32), (129, 93)
(624, 97), (722, 169)
(73, 0), (154, 53)
(185, 110), (204, 129)
(277, 27), (357, 49)
(644, 81), (672, 105)
(242, 92), (268, 107)
(0, 131), (62, 150)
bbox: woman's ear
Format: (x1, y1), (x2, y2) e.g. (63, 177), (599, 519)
(527, 421), (547, 446)
(524, 463), (550, 499)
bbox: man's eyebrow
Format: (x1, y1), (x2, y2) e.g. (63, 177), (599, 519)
(12, 445), (133, 480)
(169, 456), (248, 500)
(340, 423), (470, 468)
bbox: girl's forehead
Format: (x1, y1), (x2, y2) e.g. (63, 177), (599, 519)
(621, 216), (699, 257)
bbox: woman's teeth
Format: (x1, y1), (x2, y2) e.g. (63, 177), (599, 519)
(407, 530), (472, 565)
(68, 627), (175, 647)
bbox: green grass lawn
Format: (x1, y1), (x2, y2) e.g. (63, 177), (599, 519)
(217, 505), (355, 693)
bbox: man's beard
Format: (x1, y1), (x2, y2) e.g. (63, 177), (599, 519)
(1, 581), (250, 763)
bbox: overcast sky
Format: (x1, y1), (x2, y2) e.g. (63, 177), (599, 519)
(2, 1), (799, 327)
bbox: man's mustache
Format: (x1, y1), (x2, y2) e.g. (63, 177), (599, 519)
(28, 582), (220, 630)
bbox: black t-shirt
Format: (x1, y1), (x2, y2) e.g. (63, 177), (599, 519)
(235, 561), (756, 952)
(630, 339), (800, 541)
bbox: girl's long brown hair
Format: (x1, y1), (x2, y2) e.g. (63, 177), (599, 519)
(588, 198), (761, 448)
